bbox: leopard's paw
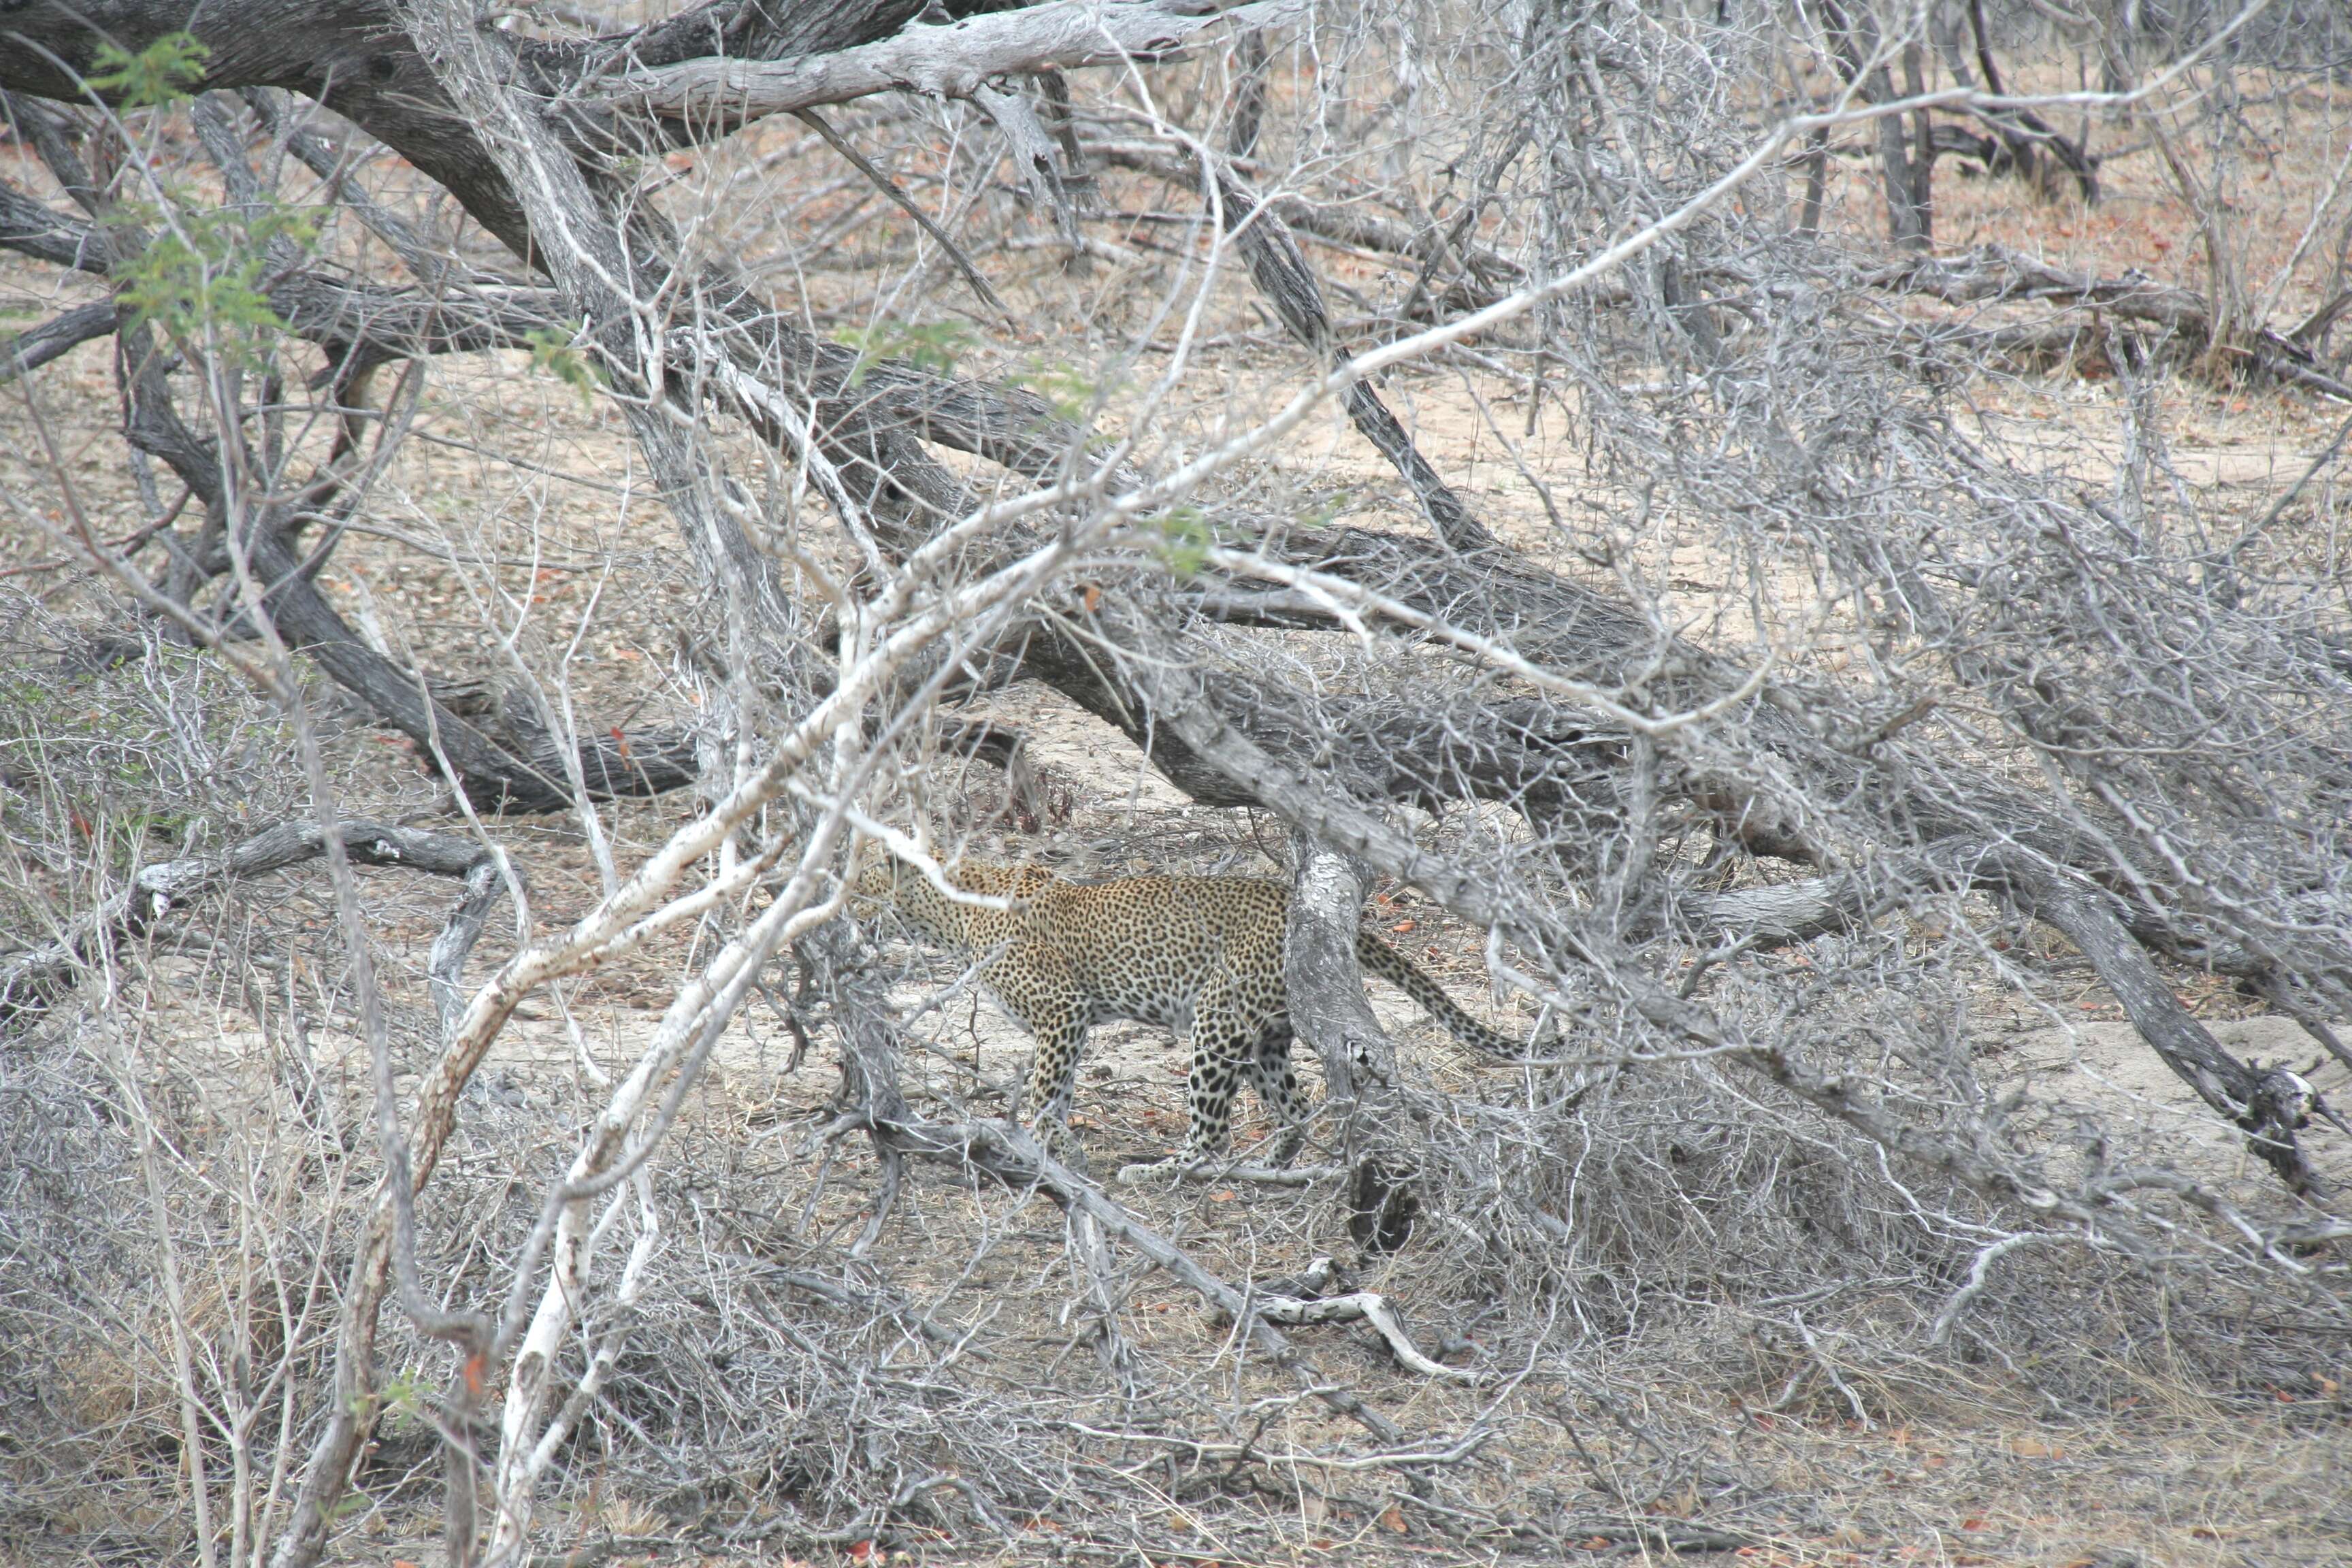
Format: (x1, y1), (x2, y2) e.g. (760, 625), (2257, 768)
(1032, 1120), (1093, 1175)
(1113, 1155), (1190, 1186)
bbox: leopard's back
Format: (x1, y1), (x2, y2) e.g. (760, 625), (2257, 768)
(1041, 875), (1290, 1029)
(867, 860), (1292, 1026)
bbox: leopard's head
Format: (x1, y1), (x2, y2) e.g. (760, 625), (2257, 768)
(847, 843), (902, 915)
(849, 849), (1026, 945)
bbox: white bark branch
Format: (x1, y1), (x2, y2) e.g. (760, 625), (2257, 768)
(589, 0), (1306, 129)
(1256, 1291), (1476, 1383)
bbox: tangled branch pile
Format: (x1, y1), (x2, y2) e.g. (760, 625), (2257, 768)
(3, 1), (2349, 1565)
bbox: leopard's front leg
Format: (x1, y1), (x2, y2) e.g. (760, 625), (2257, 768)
(1000, 949), (1091, 1167)
(1022, 1010), (1090, 1147)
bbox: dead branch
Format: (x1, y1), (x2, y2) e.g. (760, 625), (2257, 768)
(1102, 610), (2340, 1220)
(1881, 244), (2352, 397)
(585, 0), (1307, 134)
(0, 299), (117, 383)
(5, 6), (2349, 1563)
(1083, 138), (1525, 302)
(1212, 1256), (1476, 1382)
(0, 158), (566, 368)
(1, 818), (496, 1026)
(792, 105), (1011, 320)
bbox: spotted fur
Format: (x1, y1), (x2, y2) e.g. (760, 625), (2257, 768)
(855, 858), (1524, 1162)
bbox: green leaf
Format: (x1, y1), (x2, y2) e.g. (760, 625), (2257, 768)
(1009, 355), (1097, 425)
(1154, 504), (1214, 577)
(86, 33), (210, 108)
(831, 318), (977, 385)
(114, 197), (316, 362)
(524, 327), (602, 408)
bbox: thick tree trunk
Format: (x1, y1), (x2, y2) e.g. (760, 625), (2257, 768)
(1283, 836), (1420, 1253)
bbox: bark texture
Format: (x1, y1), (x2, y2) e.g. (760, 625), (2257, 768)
(1283, 836), (1419, 1253)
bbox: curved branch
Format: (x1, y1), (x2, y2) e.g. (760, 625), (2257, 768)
(1, 818), (497, 1026)
(0, 298), (116, 382)
(0, 173), (567, 365)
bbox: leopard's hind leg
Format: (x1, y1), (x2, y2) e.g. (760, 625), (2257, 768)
(1245, 1018), (1310, 1167)
(1180, 985), (1256, 1163)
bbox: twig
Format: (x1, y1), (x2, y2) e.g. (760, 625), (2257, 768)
(1929, 1233), (2044, 1346)
(792, 107), (1012, 322)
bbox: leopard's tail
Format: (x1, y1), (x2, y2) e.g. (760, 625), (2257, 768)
(1356, 930), (1533, 1057)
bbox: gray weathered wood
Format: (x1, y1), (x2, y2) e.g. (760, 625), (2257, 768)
(589, 1), (1306, 129)
(1283, 835), (1420, 1252)
(1, 819), (500, 1025)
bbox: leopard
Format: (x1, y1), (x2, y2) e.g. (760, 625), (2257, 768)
(853, 855), (1527, 1166)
